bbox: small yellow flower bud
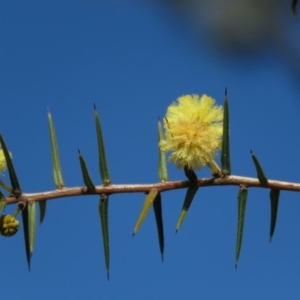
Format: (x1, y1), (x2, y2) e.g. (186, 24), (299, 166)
(0, 214), (19, 237)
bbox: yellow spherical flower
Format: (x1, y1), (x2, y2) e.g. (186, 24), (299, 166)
(159, 94), (223, 170)
(0, 149), (7, 172)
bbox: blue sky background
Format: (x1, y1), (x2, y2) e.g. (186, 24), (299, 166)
(1, 1), (300, 299)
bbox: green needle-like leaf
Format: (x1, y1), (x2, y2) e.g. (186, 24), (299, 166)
(269, 189), (280, 242)
(176, 185), (199, 233)
(235, 186), (248, 269)
(22, 205), (31, 270)
(28, 202), (36, 255)
(99, 195), (110, 280)
(250, 150), (268, 184)
(133, 188), (159, 235)
(158, 119), (168, 182)
(153, 193), (164, 262)
(78, 150), (95, 192)
(184, 166), (197, 182)
(221, 88), (231, 175)
(0, 179), (12, 194)
(292, 0), (298, 17)
(155, 121), (167, 262)
(48, 110), (64, 189)
(0, 190), (6, 214)
(0, 201), (6, 214)
(0, 134), (21, 195)
(94, 105), (111, 185)
(39, 201), (46, 225)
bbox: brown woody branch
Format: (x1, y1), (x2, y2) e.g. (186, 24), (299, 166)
(3, 175), (300, 205)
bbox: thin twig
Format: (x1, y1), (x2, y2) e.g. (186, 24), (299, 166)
(3, 175), (300, 205)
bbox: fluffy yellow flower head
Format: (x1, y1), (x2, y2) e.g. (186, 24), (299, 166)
(0, 149), (8, 173)
(159, 94), (223, 170)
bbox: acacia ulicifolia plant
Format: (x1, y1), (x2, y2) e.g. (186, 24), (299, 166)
(1, 90), (300, 278)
